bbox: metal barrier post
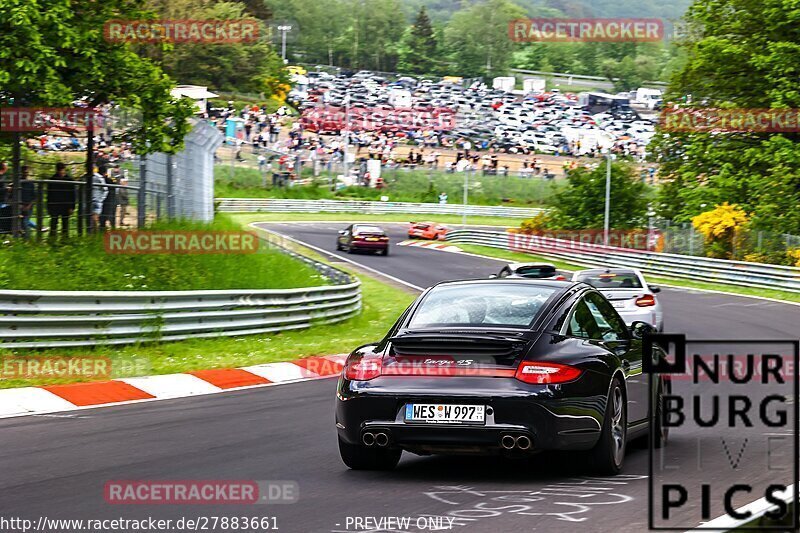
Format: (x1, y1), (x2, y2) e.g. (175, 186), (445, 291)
(35, 181), (44, 241)
(137, 159), (147, 228)
(10, 132), (21, 237)
(76, 182), (84, 236)
(166, 154), (175, 219)
(84, 125), (94, 235)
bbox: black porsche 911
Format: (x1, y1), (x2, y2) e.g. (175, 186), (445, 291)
(335, 279), (669, 474)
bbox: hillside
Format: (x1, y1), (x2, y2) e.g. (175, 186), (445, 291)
(402, 0), (692, 22)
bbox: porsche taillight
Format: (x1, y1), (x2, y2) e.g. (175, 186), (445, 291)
(515, 361), (582, 385)
(344, 355), (382, 381)
(635, 294), (656, 307)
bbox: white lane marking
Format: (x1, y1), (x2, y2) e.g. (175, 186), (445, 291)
(251, 224), (424, 292)
(710, 301), (772, 308)
(655, 283), (800, 308)
(119, 374), (222, 398)
(32, 413), (91, 419)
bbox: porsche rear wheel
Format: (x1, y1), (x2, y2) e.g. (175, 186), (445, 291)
(588, 377), (627, 475)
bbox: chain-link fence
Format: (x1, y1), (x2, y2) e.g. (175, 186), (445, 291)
(655, 221), (800, 263)
(214, 140), (566, 207)
(1, 120), (222, 237)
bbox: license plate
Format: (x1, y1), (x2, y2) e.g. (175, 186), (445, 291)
(366, 237), (379, 241)
(404, 404), (485, 424)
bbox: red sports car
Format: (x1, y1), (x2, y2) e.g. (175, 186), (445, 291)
(408, 221), (448, 240)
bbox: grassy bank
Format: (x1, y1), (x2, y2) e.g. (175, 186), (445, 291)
(0, 216), (324, 291)
(215, 165), (563, 207)
(0, 273), (414, 389)
(0, 216), (417, 389)
(227, 212), (522, 227)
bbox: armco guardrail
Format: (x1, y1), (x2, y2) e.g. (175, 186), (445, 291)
(217, 198), (543, 218)
(0, 238), (360, 349)
(445, 229), (800, 292)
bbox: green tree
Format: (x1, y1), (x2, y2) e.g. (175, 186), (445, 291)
(653, 0), (800, 235)
(152, 2), (289, 95)
(550, 162), (650, 229)
(443, 0), (526, 78)
(0, 0), (193, 154)
(398, 7), (440, 75)
(266, 0), (349, 67)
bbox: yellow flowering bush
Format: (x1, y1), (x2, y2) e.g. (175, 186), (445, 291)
(788, 248), (800, 267)
(692, 203), (749, 259)
(519, 213), (552, 233)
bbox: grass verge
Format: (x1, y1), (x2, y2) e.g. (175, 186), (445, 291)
(0, 215), (323, 291)
(226, 212), (523, 227)
(215, 165), (562, 207)
(454, 243), (800, 304)
(0, 222), (416, 389)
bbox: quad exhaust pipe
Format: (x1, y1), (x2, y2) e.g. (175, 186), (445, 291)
(362, 432), (389, 447)
(501, 434), (532, 450)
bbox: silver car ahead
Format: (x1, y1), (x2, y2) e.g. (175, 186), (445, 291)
(571, 268), (664, 331)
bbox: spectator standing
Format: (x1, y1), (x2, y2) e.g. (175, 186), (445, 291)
(19, 166), (37, 237)
(46, 163), (76, 238)
(91, 165), (109, 232)
(118, 176), (130, 227)
(100, 167), (118, 229)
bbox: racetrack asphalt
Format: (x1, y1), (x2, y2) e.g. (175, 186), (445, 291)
(1, 221), (797, 533)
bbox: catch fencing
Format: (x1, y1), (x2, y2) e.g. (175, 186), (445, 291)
(444, 229), (800, 292)
(216, 198), (544, 218)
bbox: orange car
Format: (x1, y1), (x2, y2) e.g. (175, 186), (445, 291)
(408, 221), (448, 240)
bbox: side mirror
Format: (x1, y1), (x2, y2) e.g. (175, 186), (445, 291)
(650, 286), (661, 293)
(630, 321), (655, 339)
(338, 230), (346, 235)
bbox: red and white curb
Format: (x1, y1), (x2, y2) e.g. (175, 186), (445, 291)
(397, 239), (462, 253)
(0, 354), (347, 419)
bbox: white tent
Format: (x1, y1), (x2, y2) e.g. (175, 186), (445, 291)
(170, 85), (219, 114)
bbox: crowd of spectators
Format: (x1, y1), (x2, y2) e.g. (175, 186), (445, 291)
(1, 159), (130, 238)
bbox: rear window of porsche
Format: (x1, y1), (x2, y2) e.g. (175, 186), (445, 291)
(408, 283), (557, 328)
